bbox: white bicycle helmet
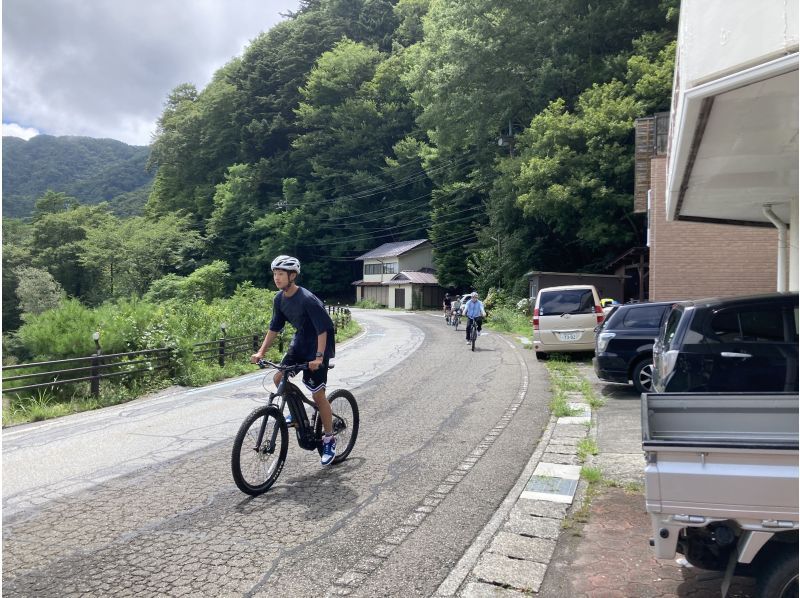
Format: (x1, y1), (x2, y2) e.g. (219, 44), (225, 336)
(270, 255), (301, 273)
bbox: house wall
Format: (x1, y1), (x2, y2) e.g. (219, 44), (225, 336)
(359, 285), (388, 306)
(676, 0), (798, 89)
(648, 156), (778, 300)
(398, 246), (433, 271)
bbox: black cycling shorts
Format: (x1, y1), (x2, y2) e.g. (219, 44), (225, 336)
(280, 351), (329, 393)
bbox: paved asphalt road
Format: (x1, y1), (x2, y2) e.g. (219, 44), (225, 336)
(2, 309), (552, 597)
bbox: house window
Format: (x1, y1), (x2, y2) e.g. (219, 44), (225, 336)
(364, 262), (398, 275)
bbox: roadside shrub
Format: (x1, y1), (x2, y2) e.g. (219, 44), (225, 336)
(355, 298), (381, 309)
(484, 305), (531, 335)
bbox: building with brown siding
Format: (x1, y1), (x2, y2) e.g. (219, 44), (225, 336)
(636, 115), (778, 301)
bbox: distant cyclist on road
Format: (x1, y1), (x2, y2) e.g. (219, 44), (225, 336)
(463, 291), (486, 343)
(443, 293), (453, 320)
(250, 255), (338, 466)
(451, 295), (462, 318)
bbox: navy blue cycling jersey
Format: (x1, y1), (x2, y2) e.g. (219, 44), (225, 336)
(269, 286), (335, 360)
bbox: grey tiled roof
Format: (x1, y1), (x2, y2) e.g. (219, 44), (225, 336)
(355, 239), (429, 260)
(384, 271), (439, 285)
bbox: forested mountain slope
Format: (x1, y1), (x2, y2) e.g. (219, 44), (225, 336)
(2, 135), (153, 217)
(145, 0), (678, 297)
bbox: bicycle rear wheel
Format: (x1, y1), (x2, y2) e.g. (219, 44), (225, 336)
(231, 405), (288, 495)
(315, 389), (359, 464)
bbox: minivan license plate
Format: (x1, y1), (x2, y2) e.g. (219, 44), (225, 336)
(559, 332), (580, 342)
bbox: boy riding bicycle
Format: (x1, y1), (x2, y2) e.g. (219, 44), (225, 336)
(251, 255), (338, 466)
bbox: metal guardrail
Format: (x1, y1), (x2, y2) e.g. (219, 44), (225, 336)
(2, 347), (173, 397)
(2, 306), (352, 399)
(327, 305), (352, 333)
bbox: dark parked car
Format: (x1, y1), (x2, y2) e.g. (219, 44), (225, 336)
(652, 292), (799, 393)
(593, 301), (674, 393)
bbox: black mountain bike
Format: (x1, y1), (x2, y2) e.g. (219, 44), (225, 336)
(466, 316), (479, 351)
(231, 360), (359, 496)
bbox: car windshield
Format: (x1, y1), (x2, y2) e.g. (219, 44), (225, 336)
(539, 289), (594, 316)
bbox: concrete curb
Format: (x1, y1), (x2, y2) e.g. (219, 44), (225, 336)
(437, 367), (593, 596)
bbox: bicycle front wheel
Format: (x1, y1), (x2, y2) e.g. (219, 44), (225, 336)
(316, 389), (359, 464)
(231, 405), (288, 495)
(471, 327), (477, 351)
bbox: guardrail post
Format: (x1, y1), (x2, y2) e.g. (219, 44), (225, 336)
(90, 331), (102, 398)
(219, 324), (227, 367)
(253, 334), (260, 353)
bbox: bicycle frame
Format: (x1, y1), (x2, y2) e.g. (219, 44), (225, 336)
(255, 360), (323, 452)
(466, 316), (479, 336)
(269, 375), (320, 451)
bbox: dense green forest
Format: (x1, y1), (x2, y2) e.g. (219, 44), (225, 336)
(3, 0), (678, 351)
(2, 135), (154, 218)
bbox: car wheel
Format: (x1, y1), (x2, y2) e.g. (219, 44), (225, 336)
(632, 358), (654, 394)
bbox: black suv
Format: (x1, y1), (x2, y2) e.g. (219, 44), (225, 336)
(652, 292), (799, 393)
(593, 301), (674, 393)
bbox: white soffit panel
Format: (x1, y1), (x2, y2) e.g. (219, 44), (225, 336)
(678, 69), (798, 224)
(667, 53), (799, 225)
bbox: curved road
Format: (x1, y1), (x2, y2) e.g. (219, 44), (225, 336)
(2, 309), (551, 597)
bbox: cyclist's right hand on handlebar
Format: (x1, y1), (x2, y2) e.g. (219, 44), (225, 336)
(251, 352), (264, 365)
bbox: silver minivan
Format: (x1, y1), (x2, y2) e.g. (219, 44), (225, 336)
(532, 285), (604, 359)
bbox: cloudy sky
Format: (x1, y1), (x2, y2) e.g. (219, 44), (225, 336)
(3, 0), (299, 146)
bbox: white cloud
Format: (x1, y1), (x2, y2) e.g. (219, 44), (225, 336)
(2, 0), (299, 146)
(3, 123), (40, 140)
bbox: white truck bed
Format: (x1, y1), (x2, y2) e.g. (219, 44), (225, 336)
(642, 393), (798, 561)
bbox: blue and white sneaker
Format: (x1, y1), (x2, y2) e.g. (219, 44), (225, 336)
(321, 434), (337, 466)
(284, 413), (296, 428)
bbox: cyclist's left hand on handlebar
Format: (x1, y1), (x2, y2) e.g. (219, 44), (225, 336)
(308, 357), (323, 371)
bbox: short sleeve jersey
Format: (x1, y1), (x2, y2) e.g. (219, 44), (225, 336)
(269, 287), (336, 360)
(465, 299), (485, 319)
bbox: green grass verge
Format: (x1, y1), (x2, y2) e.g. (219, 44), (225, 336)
(483, 306), (532, 336)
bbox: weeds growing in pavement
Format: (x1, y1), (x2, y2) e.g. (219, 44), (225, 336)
(576, 438), (599, 463)
(581, 466), (603, 484)
(549, 390), (582, 417)
(563, 467), (604, 531)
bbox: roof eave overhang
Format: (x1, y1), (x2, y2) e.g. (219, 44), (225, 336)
(666, 52), (799, 224)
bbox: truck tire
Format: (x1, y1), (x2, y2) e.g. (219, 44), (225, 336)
(757, 549), (798, 598)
